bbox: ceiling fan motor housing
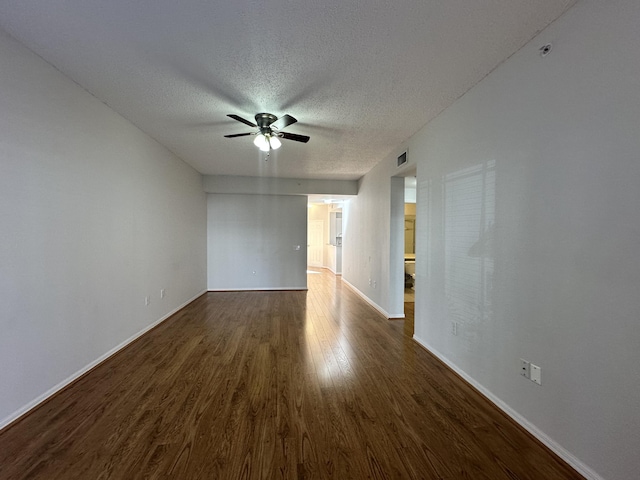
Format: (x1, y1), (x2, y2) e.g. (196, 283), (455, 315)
(255, 113), (278, 134)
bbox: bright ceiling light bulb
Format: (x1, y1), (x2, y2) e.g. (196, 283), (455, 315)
(253, 133), (269, 150)
(270, 135), (282, 150)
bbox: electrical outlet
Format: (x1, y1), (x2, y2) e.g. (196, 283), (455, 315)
(520, 359), (530, 379)
(530, 364), (542, 385)
(451, 321), (458, 336)
(145, 296), (150, 306)
(160, 289), (165, 299)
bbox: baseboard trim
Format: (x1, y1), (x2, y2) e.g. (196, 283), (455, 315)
(0, 289), (207, 432)
(207, 287), (308, 292)
(412, 335), (603, 480)
(341, 278), (404, 319)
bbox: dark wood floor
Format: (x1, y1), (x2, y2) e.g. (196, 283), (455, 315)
(0, 270), (583, 479)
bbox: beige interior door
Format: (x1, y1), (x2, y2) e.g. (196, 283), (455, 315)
(307, 219), (324, 267)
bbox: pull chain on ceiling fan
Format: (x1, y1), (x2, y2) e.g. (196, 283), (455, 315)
(224, 113), (310, 151)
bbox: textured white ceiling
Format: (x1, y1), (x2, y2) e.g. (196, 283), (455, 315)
(0, 0), (575, 180)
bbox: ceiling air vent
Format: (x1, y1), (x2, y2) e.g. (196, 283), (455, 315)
(397, 152), (407, 168)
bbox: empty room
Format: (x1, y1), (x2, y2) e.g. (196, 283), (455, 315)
(1, 1), (639, 479)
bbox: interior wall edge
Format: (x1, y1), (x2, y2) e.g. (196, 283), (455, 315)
(412, 335), (603, 480)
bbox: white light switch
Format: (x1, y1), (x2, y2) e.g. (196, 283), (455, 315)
(530, 364), (542, 385)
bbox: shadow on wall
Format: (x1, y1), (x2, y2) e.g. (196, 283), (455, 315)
(443, 160), (495, 342)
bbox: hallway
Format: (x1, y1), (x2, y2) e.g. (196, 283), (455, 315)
(0, 270), (581, 479)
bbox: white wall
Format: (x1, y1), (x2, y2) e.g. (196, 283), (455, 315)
(0, 29), (207, 428)
(342, 159), (409, 318)
(346, 1), (640, 478)
(207, 194), (307, 290)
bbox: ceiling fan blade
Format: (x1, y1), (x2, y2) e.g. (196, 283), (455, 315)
(224, 132), (253, 138)
(280, 132), (310, 143)
(272, 114), (297, 130)
(227, 114), (257, 128)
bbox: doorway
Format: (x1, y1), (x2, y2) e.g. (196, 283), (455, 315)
(403, 174), (417, 332)
(391, 169), (417, 330)
(404, 200), (416, 303)
(308, 219), (324, 268)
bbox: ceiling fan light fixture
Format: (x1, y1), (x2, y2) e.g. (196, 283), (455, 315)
(253, 133), (269, 151)
(269, 135), (282, 150)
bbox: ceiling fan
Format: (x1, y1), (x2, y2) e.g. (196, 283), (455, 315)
(224, 113), (310, 151)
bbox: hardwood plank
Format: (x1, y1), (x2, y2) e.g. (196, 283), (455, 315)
(0, 270), (584, 479)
